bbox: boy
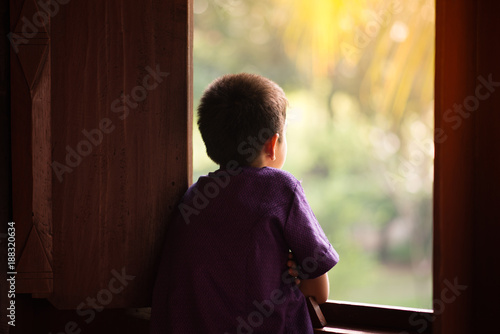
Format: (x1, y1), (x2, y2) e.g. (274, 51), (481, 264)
(151, 73), (339, 333)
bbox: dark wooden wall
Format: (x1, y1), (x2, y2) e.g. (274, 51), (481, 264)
(1, 0), (12, 332)
(434, 0), (500, 333)
(6, 0), (192, 332)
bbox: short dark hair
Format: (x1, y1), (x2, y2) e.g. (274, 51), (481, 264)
(197, 73), (288, 166)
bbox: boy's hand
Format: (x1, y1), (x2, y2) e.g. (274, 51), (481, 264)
(287, 253), (330, 303)
(287, 252), (301, 286)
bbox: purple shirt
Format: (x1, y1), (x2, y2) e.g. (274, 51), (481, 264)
(151, 166), (339, 333)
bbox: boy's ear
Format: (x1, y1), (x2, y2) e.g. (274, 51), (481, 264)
(264, 133), (280, 161)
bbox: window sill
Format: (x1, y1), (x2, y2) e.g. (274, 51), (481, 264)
(314, 300), (433, 334)
(314, 325), (415, 334)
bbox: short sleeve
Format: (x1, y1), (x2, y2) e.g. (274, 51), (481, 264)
(284, 182), (339, 279)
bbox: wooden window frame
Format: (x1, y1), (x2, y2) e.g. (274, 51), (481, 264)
(189, 0), (494, 334)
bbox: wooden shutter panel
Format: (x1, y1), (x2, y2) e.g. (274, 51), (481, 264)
(10, 0), (192, 309)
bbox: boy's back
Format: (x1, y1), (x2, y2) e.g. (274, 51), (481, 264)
(151, 166), (338, 333)
(151, 73), (339, 333)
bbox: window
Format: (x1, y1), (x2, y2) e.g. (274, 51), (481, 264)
(193, 0), (434, 312)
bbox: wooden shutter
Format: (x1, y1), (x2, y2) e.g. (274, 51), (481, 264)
(10, 0), (192, 309)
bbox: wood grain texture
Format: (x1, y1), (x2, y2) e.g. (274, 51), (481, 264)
(47, 0), (191, 309)
(10, 0), (53, 295)
(10, 0), (192, 310)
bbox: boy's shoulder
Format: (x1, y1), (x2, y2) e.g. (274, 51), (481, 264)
(241, 166), (301, 194)
(253, 166), (298, 183)
(187, 166), (301, 200)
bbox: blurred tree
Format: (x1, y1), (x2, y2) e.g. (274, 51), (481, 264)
(270, 0), (434, 269)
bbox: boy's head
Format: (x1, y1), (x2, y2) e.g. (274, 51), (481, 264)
(197, 73), (288, 168)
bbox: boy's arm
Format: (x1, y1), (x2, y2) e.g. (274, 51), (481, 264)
(287, 253), (330, 304)
(298, 273), (329, 304)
